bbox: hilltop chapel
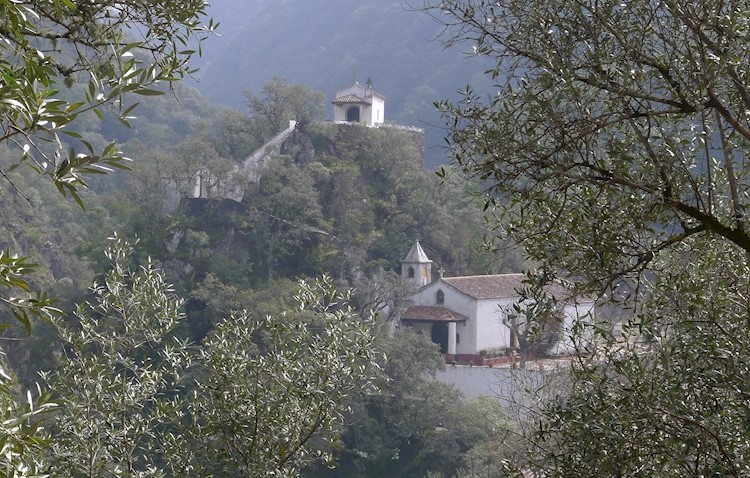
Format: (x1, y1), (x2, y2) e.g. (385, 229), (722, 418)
(331, 77), (386, 126)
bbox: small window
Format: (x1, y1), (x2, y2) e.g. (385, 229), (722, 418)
(408, 266), (415, 278)
(436, 289), (444, 304)
(456, 333), (460, 344)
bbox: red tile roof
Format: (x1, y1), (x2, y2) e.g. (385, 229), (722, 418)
(442, 274), (572, 300)
(401, 305), (468, 322)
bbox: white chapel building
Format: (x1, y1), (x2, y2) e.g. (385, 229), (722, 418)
(399, 241), (595, 363)
(331, 78), (385, 126)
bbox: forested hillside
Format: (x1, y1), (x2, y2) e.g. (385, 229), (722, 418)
(0, 1), (521, 475)
(0, 61), (519, 474)
(2, 81), (514, 347)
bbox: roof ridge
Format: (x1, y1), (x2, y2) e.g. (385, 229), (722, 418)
(444, 273), (525, 279)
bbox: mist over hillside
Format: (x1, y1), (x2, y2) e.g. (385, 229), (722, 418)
(193, 0), (493, 167)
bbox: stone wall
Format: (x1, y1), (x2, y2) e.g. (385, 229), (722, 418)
(434, 361), (570, 422)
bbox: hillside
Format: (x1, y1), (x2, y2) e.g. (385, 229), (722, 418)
(171, 121), (497, 289)
(193, 0), (494, 168)
(0, 4), (518, 476)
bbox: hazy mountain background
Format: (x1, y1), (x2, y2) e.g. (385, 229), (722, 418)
(192, 0), (493, 167)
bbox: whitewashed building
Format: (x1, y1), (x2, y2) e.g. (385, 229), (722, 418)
(399, 241), (595, 363)
(331, 78), (385, 126)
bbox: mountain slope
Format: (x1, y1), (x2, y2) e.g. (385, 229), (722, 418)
(194, 0), (492, 167)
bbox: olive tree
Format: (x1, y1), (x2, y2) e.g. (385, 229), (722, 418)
(45, 238), (379, 478)
(422, 0), (750, 475)
(0, 2), (211, 474)
(425, 0), (750, 277)
(177, 275), (380, 477)
(0, 0), (212, 324)
(522, 237), (750, 478)
(244, 78), (326, 143)
(46, 235), (191, 477)
(1, 0), (214, 203)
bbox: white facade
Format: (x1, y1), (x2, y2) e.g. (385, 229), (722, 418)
(407, 281), (517, 355)
(332, 80), (385, 126)
(399, 242), (595, 359)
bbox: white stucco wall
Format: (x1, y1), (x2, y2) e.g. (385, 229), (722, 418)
(406, 279), (596, 357)
(333, 103), (372, 125)
(434, 358), (576, 423)
(434, 364), (562, 421)
(370, 96), (384, 125)
(331, 83), (385, 126)
(475, 298), (514, 352)
(409, 282), (520, 355)
(455, 318), (473, 355)
(401, 261), (431, 287)
(416, 286), (525, 354)
(332, 104), (346, 122)
(334, 105), (347, 122)
(411, 281), (477, 354)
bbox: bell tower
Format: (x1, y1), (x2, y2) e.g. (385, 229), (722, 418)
(401, 240), (432, 287)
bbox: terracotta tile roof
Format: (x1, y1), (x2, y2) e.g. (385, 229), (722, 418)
(402, 240), (431, 263)
(442, 274), (572, 300)
(401, 305), (467, 322)
(331, 94), (371, 105)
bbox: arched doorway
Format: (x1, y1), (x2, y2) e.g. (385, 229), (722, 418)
(431, 322), (449, 354)
(346, 106), (360, 122)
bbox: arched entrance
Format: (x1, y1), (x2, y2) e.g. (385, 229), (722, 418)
(431, 322), (449, 354)
(346, 106), (360, 122)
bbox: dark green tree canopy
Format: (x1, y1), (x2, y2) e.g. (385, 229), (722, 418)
(244, 77), (326, 144)
(0, 0), (213, 330)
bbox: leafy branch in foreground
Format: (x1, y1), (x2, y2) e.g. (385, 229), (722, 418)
(0, 0), (215, 204)
(422, 0), (750, 476)
(182, 275), (380, 477)
(0, 370), (56, 478)
(0, 252), (61, 334)
(425, 0), (750, 288)
(525, 238), (750, 478)
(40, 236), (379, 477)
(45, 234), (190, 477)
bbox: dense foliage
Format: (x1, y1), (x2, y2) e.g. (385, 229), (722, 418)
(43, 237), (380, 477)
(0, 4), (516, 475)
(0, 0), (214, 205)
(424, 0), (750, 475)
(0, 61), (507, 475)
(313, 329), (513, 478)
(0, 2), (212, 474)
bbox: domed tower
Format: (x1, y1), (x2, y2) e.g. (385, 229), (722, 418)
(401, 240), (432, 287)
